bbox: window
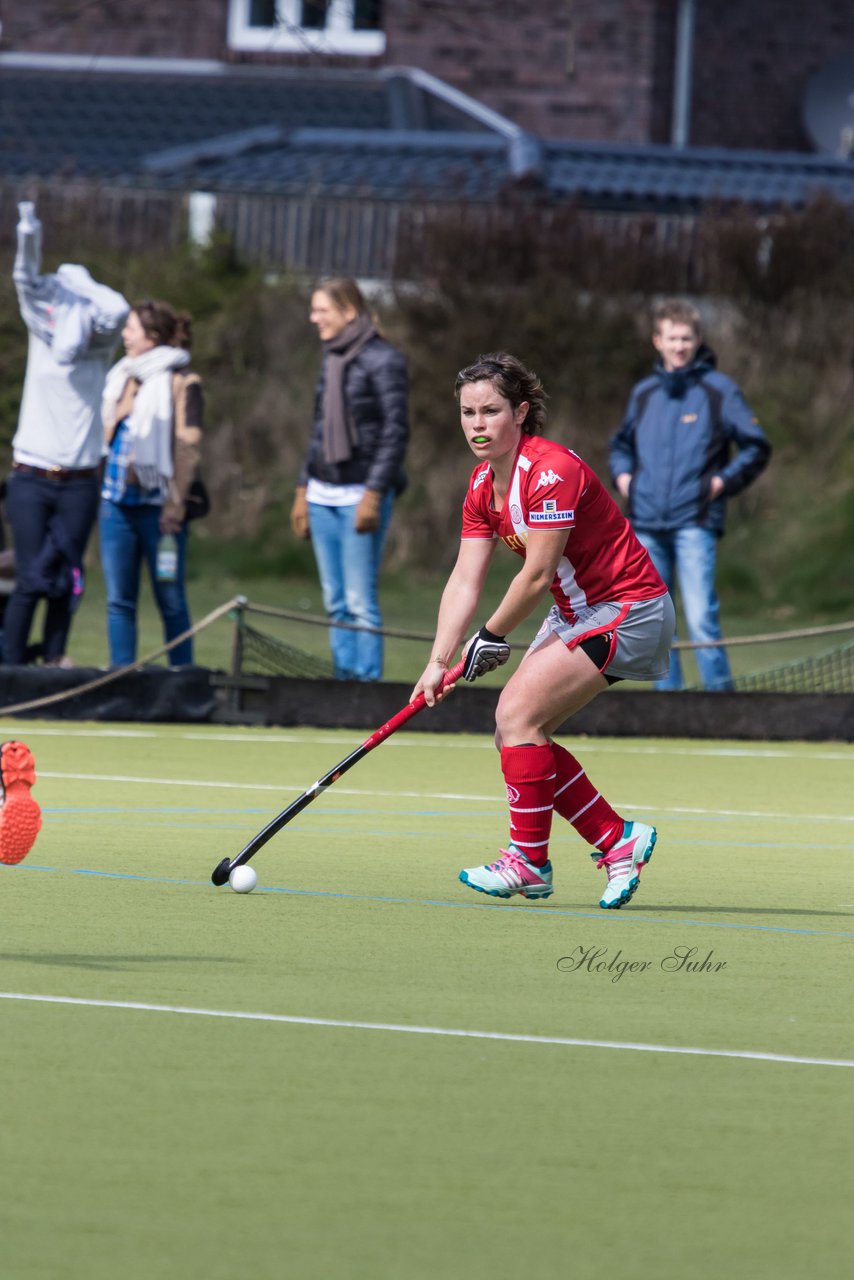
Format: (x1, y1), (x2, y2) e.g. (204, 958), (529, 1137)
(230, 0), (386, 55)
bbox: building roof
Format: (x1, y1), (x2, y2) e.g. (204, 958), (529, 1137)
(0, 65), (468, 178)
(2, 63), (854, 210)
(543, 139), (854, 211)
(149, 131), (513, 200)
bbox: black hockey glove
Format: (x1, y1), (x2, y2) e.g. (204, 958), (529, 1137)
(462, 626), (511, 682)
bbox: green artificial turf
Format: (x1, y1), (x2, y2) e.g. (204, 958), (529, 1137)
(1, 722), (852, 1279)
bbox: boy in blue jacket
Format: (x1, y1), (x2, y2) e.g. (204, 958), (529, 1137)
(609, 299), (771, 691)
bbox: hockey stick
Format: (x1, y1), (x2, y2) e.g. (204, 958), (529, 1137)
(210, 658), (466, 886)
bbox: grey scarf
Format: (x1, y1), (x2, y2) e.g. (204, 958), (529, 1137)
(321, 313), (377, 465)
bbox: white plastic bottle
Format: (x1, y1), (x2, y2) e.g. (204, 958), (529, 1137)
(16, 201), (42, 281)
(17, 200), (38, 232)
(156, 534), (179, 583)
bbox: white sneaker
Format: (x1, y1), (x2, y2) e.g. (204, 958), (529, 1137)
(597, 822), (656, 909)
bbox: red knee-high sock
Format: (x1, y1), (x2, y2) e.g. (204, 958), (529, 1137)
(500, 744), (556, 867)
(550, 741), (623, 853)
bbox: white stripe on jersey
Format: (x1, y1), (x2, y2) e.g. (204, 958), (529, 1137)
(507, 456), (528, 543)
(554, 553), (588, 614)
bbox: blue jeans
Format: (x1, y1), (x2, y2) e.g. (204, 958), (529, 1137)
(308, 493), (394, 680)
(3, 467), (100, 664)
(99, 500), (193, 667)
(635, 526), (734, 691)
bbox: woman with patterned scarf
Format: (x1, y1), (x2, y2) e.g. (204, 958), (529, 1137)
(290, 278), (409, 681)
(99, 299), (203, 668)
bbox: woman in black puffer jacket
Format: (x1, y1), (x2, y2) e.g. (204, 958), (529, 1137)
(290, 278), (409, 681)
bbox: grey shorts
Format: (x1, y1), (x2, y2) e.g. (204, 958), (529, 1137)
(527, 593), (676, 683)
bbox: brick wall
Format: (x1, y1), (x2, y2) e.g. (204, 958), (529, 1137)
(0, 0), (668, 140)
(689, 0), (854, 151)
(385, 0), (667, 143)
(0, 0), (227, 60)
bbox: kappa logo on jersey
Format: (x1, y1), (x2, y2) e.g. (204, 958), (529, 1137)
(534, 469), (563, 490)
(472, 465), (491, 491)
(506, 784), (521, 804)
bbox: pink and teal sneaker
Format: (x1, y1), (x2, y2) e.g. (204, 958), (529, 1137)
(597, 821), (656, 909)
(459, 846), (553, 900)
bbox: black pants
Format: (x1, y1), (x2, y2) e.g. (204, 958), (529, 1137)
(2, 468), (100, 664)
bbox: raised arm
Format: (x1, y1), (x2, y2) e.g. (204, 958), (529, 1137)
(53, 264), (129, 349)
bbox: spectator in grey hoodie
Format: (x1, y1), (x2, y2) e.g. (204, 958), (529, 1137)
(3, 201), (129, 666)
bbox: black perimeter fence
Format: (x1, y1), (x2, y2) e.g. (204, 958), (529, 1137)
(231, 601), (854, 695)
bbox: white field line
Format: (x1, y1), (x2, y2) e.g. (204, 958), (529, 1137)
(37, 770), (504, 804)
(38, 770), (854, 823)
(36, 768), (854, 819)
(1, 992), (850, 1069)
(35, 770), (854, 823)
(8, 723), (854, 762)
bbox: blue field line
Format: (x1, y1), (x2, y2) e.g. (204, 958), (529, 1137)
(65, 868), (200, 884)
(9, 862), (854, 937)
(10, 864), (208, 887)
(251, 890), (854, 936)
